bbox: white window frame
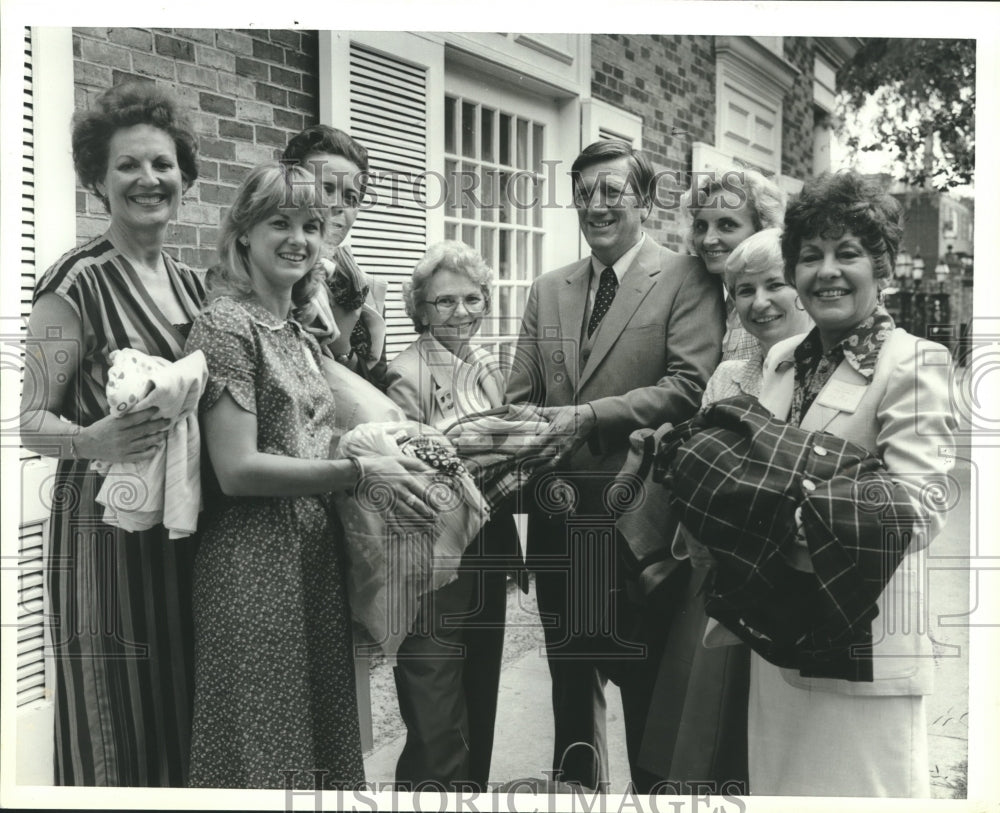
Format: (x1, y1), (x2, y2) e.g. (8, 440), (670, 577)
(8, 25), (75, 787)
(581, 98), (643, 148)
(713, 36), (799, 177)
(443, 70), (576, 346)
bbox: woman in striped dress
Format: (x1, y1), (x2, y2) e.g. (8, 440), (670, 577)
(20, 82), (203, 786)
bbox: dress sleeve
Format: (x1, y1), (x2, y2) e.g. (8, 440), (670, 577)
(185, 300), (258, 415)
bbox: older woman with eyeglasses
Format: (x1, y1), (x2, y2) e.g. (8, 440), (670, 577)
(384, 240), (523, 791)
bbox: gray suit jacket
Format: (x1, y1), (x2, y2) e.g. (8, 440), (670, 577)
(506, 235), (725, 486)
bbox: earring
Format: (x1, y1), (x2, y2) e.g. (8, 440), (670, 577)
(794, 295), (805, 311)
(239, 236), (249, 247)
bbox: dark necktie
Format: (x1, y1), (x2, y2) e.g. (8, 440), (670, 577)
(588, 265), (618, 337)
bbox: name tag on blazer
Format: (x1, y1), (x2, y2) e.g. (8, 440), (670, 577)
(815, 379), (867, 413)
(434, 386), (456, 414)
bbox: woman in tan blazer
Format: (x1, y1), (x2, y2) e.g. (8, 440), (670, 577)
(385, 241), (522, 791)
(754, 171), (957, 796)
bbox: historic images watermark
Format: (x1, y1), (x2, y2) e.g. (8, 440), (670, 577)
(281, 162), (756, 214)
(280, 770), (749, 813)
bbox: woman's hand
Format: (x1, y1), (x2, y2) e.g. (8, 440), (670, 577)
(75, 407), (171, 463)
(353, 455), (437, 521)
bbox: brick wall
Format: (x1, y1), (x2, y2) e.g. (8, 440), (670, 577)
(72, 27), (319, 270)
(780, 36), (815, 181)
(590, 34), (715, 252)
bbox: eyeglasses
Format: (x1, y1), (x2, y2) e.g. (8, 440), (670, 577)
(423, 295), (487, 315)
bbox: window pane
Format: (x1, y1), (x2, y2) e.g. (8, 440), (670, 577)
(480, 165), (496, 223)
(445, 159), (459, 217)
(499, 286), (512, 319)
(498, 171), (511, 224)
(462, 223), (477, 249)
(516, 231), (527, 279)
(498, 230), (511, 281)
(499, 113), (511, 165)
(445, 221), (457, 241)
(445, 96), (456, 155)
(516, 118), (528, 169)
(533, 233), (544, 277)
(533, 123), (544, 173)
(462, 101), (477, 158)
(515, 174), (528, 226)
(482, 226), (496, 270)
(533, 174), (544, 227)
(461, 161), (477, 220)
(481, 108), (495, 163)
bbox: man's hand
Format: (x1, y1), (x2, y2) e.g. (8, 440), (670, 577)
(521, 404), (597, 468)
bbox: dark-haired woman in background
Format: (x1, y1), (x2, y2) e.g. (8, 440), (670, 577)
(282, 124), (389, 390)
(752, 171), (956, 796)
(20, 82), (203, 786)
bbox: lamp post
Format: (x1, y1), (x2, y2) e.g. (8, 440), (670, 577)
(896, 248), (913, 286)
(935, 257), (951, 291)
(912, 252), (925, 289)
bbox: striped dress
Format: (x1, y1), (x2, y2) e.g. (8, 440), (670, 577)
(33, 235), (205, 786)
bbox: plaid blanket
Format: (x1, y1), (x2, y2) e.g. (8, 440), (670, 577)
(655, 395), (923, 681)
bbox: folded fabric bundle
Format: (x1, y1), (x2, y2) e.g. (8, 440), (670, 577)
(95, 348), (208, 539)
(332, 420), (489, 662)
(441, 405), (551, 512)
(654, 395), (923, 682)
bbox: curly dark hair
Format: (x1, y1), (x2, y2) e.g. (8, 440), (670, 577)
(72, 82), (199, 212)
(781, 170), (903, 286)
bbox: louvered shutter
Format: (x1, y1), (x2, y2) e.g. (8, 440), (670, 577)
(18, 27), (50, 709)
(348, 42), (428, 359)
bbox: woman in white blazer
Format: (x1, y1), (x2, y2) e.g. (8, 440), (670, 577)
(385, 241), (522, 791)
(753, 171), (957, 796)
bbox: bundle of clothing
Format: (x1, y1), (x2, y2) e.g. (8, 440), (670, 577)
(94, 347), (208, 539)
(333, 420), (489, 662)
(634, 395), (924, 682)
(440, 404), (551, 513)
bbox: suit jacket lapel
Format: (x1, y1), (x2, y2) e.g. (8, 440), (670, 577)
(557, 259), (590, 393)
(577, 241), (661, 392)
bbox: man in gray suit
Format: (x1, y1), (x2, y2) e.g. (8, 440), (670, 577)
(506, 140), (725, 791)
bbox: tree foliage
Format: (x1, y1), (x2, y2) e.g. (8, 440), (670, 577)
(836, 38), (975, 191)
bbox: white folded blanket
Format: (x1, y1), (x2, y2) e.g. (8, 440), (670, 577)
(95, 348), (208, 539)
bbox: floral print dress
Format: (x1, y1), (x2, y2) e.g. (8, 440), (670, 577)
(185, 295), (364, 789)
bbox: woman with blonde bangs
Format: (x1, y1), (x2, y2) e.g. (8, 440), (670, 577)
(185, 163), (434, 789)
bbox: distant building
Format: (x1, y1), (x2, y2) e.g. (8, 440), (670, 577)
(889, 182), (975, 272)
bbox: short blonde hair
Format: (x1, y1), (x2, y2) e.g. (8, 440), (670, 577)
(213, 163), (326, 311)
(681, 167), (786, 253)
(403, 241), (493, 332)
(723, 228), (784, 292)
